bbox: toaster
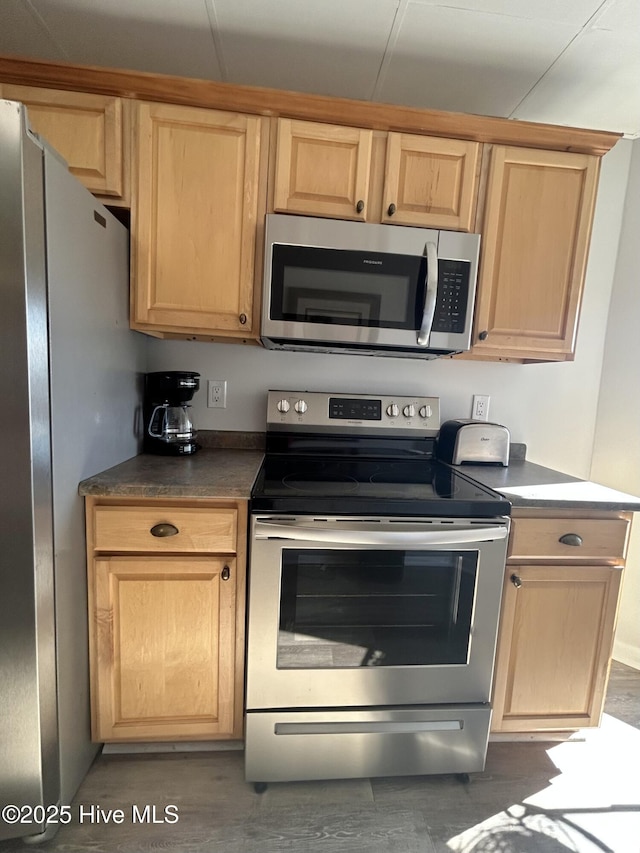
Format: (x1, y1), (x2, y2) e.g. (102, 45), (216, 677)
(436, 419), (510, 466)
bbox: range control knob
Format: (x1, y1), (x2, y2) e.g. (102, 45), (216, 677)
(386, 403), (399, 418)
(294, 399), (308, 414)
(403, 404), (416, 418)
(419, 405), (432, 419)
(277, 399), (290, 413)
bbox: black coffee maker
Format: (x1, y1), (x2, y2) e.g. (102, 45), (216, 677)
(143, 371), (200, 455)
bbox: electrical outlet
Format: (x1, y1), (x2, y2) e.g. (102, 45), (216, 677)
(472, 394), (490, 421)
(207, 379), (227, 409)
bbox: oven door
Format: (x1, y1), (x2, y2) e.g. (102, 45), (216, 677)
(246, 515), (510, 711)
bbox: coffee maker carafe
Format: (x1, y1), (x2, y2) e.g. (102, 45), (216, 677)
(143, 371), (200, 455)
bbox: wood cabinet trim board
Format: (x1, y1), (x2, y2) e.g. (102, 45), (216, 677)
(0, 56), (620, 156)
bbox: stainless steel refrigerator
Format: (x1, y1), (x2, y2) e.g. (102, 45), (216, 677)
(0, 100), (145, 842)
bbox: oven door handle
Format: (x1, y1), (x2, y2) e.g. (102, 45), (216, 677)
(254, 520), (509, 545)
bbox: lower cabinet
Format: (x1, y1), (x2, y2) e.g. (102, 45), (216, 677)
(85, 497), (247, 742)
(491, 510), (630, 732)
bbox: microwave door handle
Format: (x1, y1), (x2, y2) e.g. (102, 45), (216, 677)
(417, 241), (438, 346)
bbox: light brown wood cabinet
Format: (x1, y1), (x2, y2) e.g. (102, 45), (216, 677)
(471, 146), (600, 362)
(272, 118), (480, 231)
(0, 58), (619, 357)
(130, 101), (268, 340)
(0, 84), (129, 204)
(491, 510), (630, 732)
(273, 119), (373, 221)
(85, 497), (247, 742)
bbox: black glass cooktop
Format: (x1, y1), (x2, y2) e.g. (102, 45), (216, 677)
(251, 454), (511, 518)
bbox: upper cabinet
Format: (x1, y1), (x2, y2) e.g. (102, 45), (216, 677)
(131, 102), (268, 340)
(0, 84), (128, 204)
(0, 57), (619, 353)
(381, 133), (480, 231)
(272, 119), (480, 232)
(470, 146), (600, 361)
(273, 119), (373, 221)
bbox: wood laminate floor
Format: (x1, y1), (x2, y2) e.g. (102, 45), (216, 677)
(1, 662), (638, 853)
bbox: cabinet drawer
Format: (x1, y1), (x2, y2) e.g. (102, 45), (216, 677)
(93, 506), (237, 553)
(508, 517), (628, 561)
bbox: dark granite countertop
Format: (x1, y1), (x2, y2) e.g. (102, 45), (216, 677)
(78, 432), (640, 512)
(78, 448), (264, 500)
(456, 459), (640, 512)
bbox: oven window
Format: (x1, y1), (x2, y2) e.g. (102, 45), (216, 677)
(277, 549), (477, 669)
(270, 245), (424, 329)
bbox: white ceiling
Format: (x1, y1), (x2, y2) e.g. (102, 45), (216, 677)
(1, 0), (639, 137)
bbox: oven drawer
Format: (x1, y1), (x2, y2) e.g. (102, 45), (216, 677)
(93, 505), (237, 553)
(508, 517), (629, 562)
(245, 706), (491, 782)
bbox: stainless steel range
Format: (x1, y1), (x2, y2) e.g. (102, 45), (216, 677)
(245, 391), (511, 789)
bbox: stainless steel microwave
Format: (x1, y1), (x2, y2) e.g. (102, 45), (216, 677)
(261, 213), (481, 359)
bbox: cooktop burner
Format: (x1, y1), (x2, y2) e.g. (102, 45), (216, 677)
(282, 472), (360, 494)
(251, 391), (512, 518)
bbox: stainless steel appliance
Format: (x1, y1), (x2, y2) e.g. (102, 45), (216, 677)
(261, 214), (481, 358)
(437, 419), (511, 466)
(245, 391), (511, 788)
(143, 371), (200, 455)
(0, 101), (145, 842)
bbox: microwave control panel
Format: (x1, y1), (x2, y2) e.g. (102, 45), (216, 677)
(432, 260), (471, 334)
(267, 391), (441, 436)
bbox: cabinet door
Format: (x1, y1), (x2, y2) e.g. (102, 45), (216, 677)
(382, 134), (480, 231)
(132, 102), (264, 336)
(492, 564), (622, 731)
(473, 146), (599, 360)
(1, 84), (126, 200)
(273, 118), (372, 220)
(92, 556), (239, 741)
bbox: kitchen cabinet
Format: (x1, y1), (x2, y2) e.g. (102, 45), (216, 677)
(0, 84), (129, 204)
(471, 146), (600, 362)
(85, 497), (247, 742)
(491, 510), (630, 732)
(272, 118), (480, 231)
(273, 118), (373, 221)
(0, 57), (619, 357)
(131, 101), (268, 340)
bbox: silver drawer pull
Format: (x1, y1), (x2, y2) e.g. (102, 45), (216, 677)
(150, 523), (179, 538)
(275, 720), (462, 736)
(559, 533), (583, 547)
(511, 573), (522, 588)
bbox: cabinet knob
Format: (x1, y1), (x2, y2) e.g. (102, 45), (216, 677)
(559, 533), (583, 547)
(239, 313), (247, 325)
(356, 199), (365, 214)
(479, 330), (489, 341)
(510, 573), (522, 589)
(150, 523), (179, 538)
(221, 565), (231, 581)
(387, 203), (396, 217)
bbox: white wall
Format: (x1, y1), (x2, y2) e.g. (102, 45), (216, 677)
(147, 140), (633, 480)
(591, 138), (640, 669)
